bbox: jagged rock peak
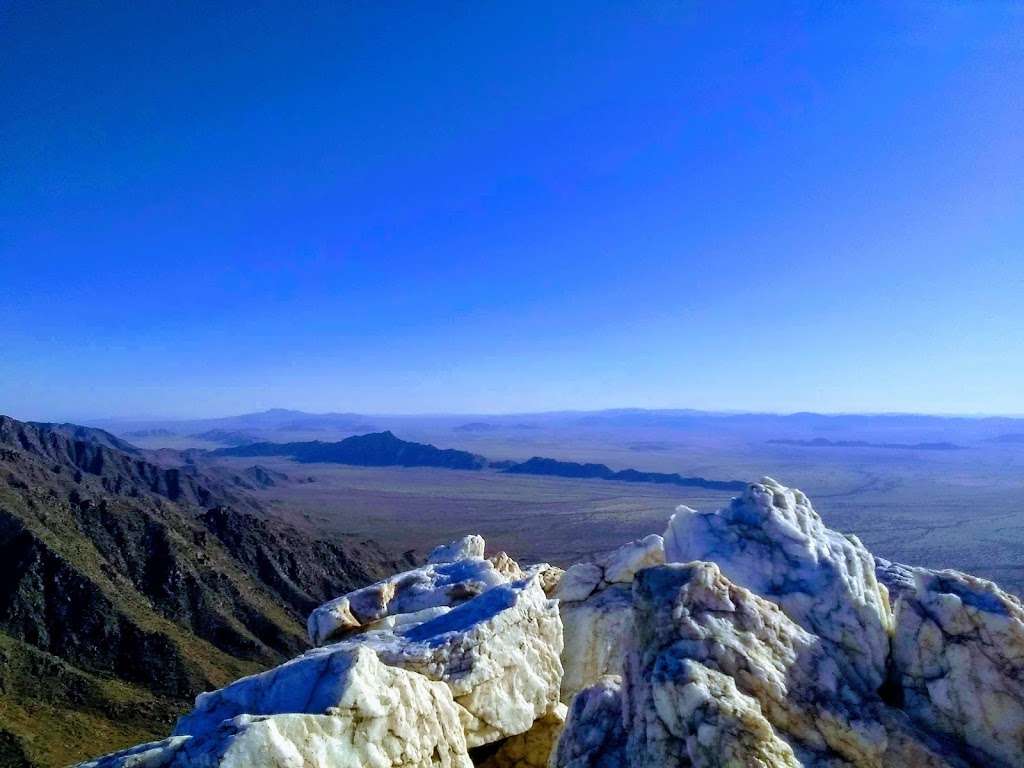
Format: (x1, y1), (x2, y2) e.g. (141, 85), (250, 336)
(428, 534), (486, 564)
(663, 476), (892, 693)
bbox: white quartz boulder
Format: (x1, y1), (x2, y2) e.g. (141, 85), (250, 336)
(429, 534), (487, 564)
(525, 562), (565, 596)
(558, 584), (633, 703)
(167, 571), (563, 756)
(82, 646), (471, 768)
(890, 565), (1024, 767)
(556, 534), (663, 702)
(367, 575), (564, 747)
(643, 659), (800, 768)
(663, 477), (891, 692)
(622, 562), (964, 768)
(163, 574), (562, 761)
(308, 557), (507, 646)
(555, 534), (663, 603)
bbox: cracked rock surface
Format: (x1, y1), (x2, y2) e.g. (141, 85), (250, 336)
(557, 535), (664, 702)
(550, 676), (627, 768)
(307, 556), (508, 646)
(663, 477), (892, 693)
(617, 561), (965, 768)
(80, 646), (472, 768)
(890, 565), (1024, 767)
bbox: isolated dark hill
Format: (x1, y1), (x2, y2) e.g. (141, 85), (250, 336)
(215, 430), (488, 469)
(503, 456), (746, 492)
(0, 415), (405, 768)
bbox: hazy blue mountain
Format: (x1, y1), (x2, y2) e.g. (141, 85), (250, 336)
(989, 433), (1024, 444)
(502, 456), (745, 491)
(767, 438), (965, 450)
(191, 429), (260, 446)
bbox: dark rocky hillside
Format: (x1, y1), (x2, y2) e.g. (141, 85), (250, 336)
(0, 416), (406, 768)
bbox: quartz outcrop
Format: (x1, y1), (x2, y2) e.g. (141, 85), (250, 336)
(888, 564), (1024, 766)
(663, 478), (891, 692)
(77, 479), (1024, 768)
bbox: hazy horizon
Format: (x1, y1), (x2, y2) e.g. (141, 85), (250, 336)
(8, 404), (1024, 427)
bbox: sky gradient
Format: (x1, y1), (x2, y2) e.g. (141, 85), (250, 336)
(2, 1), (1023, 420)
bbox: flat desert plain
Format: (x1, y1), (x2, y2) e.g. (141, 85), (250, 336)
(206, 430), (1024, 596)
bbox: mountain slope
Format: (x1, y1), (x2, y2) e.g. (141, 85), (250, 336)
(0, 416), (406, 767)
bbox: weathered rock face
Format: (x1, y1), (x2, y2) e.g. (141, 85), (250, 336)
(556, 534), (663, 702)
(890, 565), (1024, 767)
(77, 486), (1024, 768)
(429, 534), (486, 564)
(663, 477), (892, 693)
(369, 576), (564, 747)
(641, 658), (800, 768)
(80, 646), (472, 768)
(550, 676), (627, 768)
(619, 562), (963, 768)
(559, 584), (633, 703)
(307, 558), (508, 646)
(556, 534), (664, 604)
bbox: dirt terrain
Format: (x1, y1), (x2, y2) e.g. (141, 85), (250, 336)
(193, 420), (1024, 596)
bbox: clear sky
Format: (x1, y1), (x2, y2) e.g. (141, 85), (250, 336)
(2, 2), (1022, 420)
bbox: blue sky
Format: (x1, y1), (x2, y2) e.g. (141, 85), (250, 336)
(2, 1), (1022, 420)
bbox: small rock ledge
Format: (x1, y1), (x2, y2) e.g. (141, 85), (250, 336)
(77, 478), (1024, 767)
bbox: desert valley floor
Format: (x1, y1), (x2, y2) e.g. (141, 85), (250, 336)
(186, 423), (1024, 597)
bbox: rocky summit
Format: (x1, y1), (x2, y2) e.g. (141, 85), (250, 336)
(77, 478), (1024, 768)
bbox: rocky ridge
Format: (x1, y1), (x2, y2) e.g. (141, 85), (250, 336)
(0, 415), (408, 767)
(78, 478), (1024, 767)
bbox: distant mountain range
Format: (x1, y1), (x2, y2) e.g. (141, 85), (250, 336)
(123, 428), (176, 438)
(190, 428), (260, 446)
(989, 433), (1024, 444)
(767, 438), (965, 451)
(453, 421), (538, 432)
(87, 407), (1024, 448)
(213, 431), (745, 490)
(502, 456), (746, 491)
(214, 431), (488, 470)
